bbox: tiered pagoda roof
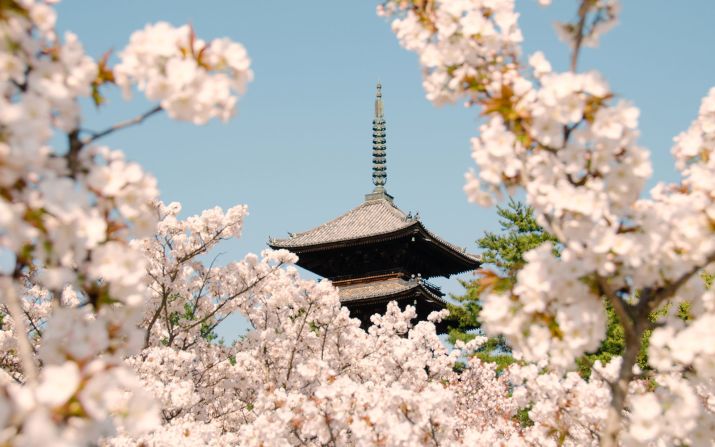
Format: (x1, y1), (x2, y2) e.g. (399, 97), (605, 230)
(268, 82), (480, 331)
(269, 194), (479, 279)
(338, 277), (445, 304)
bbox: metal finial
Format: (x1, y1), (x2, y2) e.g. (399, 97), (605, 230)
(372, 81), (386, 192)
(375, 82), (383, 117)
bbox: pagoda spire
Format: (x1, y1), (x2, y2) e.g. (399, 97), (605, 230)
(371, 81), (387, 192)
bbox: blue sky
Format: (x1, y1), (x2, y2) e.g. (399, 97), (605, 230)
(55, 1), (715, 338)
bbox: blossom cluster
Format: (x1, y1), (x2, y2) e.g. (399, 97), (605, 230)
(0, 1), (253, 444)
(381, 0), (715, 444)
(378, 0), (522, 106)
(0, 2), (530, 445)
(90, 201), (540, 446)
(481, 243), (607, 370)
(115, 22), (253, 124)
(116, 202), (674, 446)
(509, 361), (613, 446)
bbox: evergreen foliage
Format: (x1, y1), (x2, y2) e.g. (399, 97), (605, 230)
(575, 302), (626, 378)
(447, 199), (557, 356)
(476, 198), (558, 276)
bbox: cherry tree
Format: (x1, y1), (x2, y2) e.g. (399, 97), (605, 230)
(6, 0), (713, 445)
(0, 0), (252, 443)
(380, 0), (715, 445)
(0, 2), (524, 446)
(112, 202), (524, 445)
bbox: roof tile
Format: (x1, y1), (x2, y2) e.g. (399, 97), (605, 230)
(337, 277), (445, 305)
(271, 198), (413, 248)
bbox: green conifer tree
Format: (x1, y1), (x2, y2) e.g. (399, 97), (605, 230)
(447, 199), (557, 367)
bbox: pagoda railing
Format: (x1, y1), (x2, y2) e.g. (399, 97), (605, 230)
(329, 268), (408, 284)
(330, 269), (442, 293)
(331, 271), (404, 287)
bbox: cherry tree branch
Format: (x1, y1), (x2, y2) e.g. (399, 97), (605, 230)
(67, 105), (163, 177)
(643, 251), (715, 316)
(597, 276), (635, 337)
(284, 299), (314, 387)
(3, 282), (38, 385)
(81, 105), (163, 145)
(570, 1), (591, 72)
(179, 266), (281, 334)
(144, 282), (168, 350)
(600, 250), (715, 446)
(21, 307), (42, 342)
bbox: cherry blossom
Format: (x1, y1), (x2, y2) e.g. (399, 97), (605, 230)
(105, 203), (531, 446)
(381, 0), (715, 444)
(0, 1), (252, 444)
(2, 0), (714, 445)
(115, 22), (253, 124)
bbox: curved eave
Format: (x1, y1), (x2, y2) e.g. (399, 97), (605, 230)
(340, 282), (447, 307)
(413, 221), (481, 272)
(269, 221), (418, 252)
(269, 222), (480, 275)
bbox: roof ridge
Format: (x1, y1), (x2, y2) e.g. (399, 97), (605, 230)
(370, 196), (407, 218)
(270, 197), (413, 247)
(289, 199), (372, 238)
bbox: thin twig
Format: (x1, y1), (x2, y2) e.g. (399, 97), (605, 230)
(284, 300), (313, 387)
(144, 282), (168, 349)
(21, 307), (42, 341)
(82, 105), (163, 145)
(644, 250), (715, 316)
(570, 1), (591, 72)
(3, 283), (38, 385)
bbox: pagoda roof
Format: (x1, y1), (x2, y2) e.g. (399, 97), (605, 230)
(269, 196), (480, 267)
(337, 277), (446, 306)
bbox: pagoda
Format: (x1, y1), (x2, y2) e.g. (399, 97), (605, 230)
(268, 83), (480, 331)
